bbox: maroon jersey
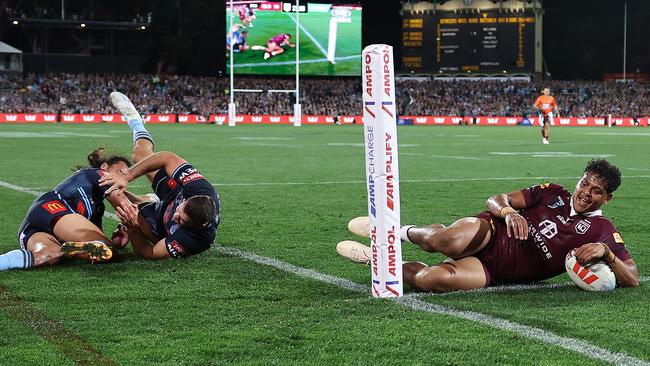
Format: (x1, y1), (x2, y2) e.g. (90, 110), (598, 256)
(475, 183), (631, 285)
(269, 34), (288, 45)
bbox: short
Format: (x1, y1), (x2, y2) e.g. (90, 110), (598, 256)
(472, 211), (497, 286)
(539, 112), (554, 125)
(18, 191), (74, 249)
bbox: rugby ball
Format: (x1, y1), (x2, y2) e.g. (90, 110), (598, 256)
(565, 250), (616, 292)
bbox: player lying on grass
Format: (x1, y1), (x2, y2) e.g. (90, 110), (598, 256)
(262, 33), (294, 60)
(0, 149), (131, 271)
(338, 159), (639, 292)
(96, 91), (220, 260)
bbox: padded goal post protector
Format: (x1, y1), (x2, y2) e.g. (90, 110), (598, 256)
(362, 44), (403, 298)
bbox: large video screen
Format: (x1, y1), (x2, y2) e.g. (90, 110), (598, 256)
(401, 11), (535, 73)
(226, 2), (362, 76)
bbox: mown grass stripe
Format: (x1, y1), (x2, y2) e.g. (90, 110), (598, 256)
(2, 178), (648, 365)
(0, 285), (118, 366)
(218, 247), (649, 366)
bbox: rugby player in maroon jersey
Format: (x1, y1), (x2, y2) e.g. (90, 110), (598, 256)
(339, 159), (639, 292)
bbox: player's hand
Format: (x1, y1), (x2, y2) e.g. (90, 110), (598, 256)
(574, 242), (607, 265)
(110, 223), (129, 249)
(505, 212), (528, 240)
(99, 171), (129, 195)
(116, 201), (140, 228)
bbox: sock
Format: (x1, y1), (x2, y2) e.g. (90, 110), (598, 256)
(128, 119), (155, 145)
(400, 225), (415, 244)
(0, 249), (34, 271)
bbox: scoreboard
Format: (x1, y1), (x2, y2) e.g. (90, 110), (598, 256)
(402, 11), (535, 73)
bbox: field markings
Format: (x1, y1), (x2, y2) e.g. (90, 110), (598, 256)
(0, 285), (119, 366)
(219, 247), (649, 366)
(232, 54), (360, 68)
(491, 152), (615, 158)
(405, 276), (650, 297)
(1, 178), (648, 365)
(285, 13), (328, 57)
(211, 174), (650, 187)
(430, 154), (488, 160)
(21, 174), (650, 191)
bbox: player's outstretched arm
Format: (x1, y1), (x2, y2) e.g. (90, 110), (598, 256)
(574, 243), (639, 287)
(486, 190), (528, 240)
(100, 151), (187, 194)
(115, 201), (171, 259)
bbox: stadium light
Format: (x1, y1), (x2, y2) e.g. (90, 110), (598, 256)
(140, 25), (146, 30)
(12, 20), (18, 25)
(80, 23), (86, 28)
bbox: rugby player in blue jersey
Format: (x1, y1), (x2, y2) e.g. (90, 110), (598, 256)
(0, 149), (132, 271)
(98, 92), (220, 259)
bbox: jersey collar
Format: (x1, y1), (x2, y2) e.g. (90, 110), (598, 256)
(569, 196), (603, 217)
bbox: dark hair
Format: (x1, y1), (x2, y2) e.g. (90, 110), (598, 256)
(286, 33), (291, 38)
(584, 159), (621, 193)
(183, 195), (217, 227)
(74, 148), (131, 171)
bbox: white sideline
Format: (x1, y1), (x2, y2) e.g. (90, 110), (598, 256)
(219, 247), (648, 366)
(1, 178), (648, 365)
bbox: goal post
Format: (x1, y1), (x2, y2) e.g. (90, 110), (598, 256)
(361, 44), (403, 298)
(226, 0), (301, 127)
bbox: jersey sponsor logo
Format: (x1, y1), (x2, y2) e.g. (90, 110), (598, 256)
(41, 200), (67, 214)
(613, 232), (624, 243)
(178, 167), (204, 185)
(528, 223), (553, 259)
(575, 219), (591, 235)
(538, 219), (558, 239)
(547, 196), (564, 209)
(167, 240), (186, 257)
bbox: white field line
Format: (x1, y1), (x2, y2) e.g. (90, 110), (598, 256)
(218, 247), (649, 366)
(232, 54), (359, 68)
(2, 179), (646, 365)
(285, 13), (327, 57)
(24, 174), (650, 190)
(404, 276), (650, 298)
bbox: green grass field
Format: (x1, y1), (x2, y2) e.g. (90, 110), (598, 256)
(226, 8), (362, 75)
(0, 124), (649, 365)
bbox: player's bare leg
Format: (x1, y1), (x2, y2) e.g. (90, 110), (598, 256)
(404, 217), (492, 259)
(54, 214), (113, 262)
(403, 256), (487, 292)
(25, 233), (62, 267)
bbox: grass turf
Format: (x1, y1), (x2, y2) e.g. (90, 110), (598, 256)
(0, 124), (648, 365)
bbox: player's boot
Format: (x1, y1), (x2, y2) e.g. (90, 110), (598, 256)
(263, 52), (271, 60)
(348, 216), (370, 237)
(110, 91), (142, 123)
(336, 240), (371, 264)
(60, 241), (113, 263)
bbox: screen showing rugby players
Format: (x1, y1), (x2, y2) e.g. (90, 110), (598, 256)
(226, 2), (362, 76)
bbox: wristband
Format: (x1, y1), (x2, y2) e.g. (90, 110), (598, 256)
(601, 243), (616, 264)
(500, 207), (517, 218)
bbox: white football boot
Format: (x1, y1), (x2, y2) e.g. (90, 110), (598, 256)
(110, 91), (142, 123)
(347, 216), (370, 237)
(336, 240), (371, 264)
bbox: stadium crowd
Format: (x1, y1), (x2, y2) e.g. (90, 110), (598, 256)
(1, 73), (649, 117)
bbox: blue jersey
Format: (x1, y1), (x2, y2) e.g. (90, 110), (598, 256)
(53, 168), (112, 228)
(141, 163), (220, 258)
(18, 168), (111, 248)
